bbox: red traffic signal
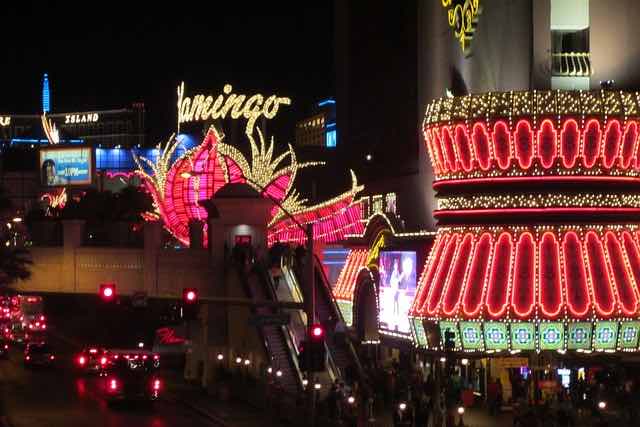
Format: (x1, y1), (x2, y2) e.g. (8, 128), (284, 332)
(183, 288), (198, 304)
(99, 283), (116, 301)
(311, 324), (324, 339)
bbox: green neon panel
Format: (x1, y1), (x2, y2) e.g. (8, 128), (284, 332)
(511, 323), (536, 350)
(483, 322), (509, 350)
(459, 322), (483, 350)
(594, 321), (618, 350)
(567, 322), (592, 350)
(539, 322), (564, 350)
(412, 318), (428, 347)
(439, 321), (460, 348)
(336, 300), (353, 327)
(618, 321), (640, 349)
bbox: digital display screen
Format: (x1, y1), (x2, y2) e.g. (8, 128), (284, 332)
(568, 322), (592, 350)
(484, 322), (509, 350)
(378, 251), (417, 333)
(40, 147), (92, 186)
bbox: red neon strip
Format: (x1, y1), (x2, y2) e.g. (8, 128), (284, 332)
(471, 122), (491, 171)
(430, 129), (448, 174)
(511, 232), (535, 319)
(602, 120), (622, 169)
(492, 121), (511, 170)
(415, 235), (450, 315)
(424, 129), (441, 175)
(621, 231), (640, 305)
(604, 232), (638, 316)
(560, 119), (580, 169)
(442, 233), (474, 316)
(461, 233), (493, 318)
(441, 126), (459, 172)
(454, 125), (473, 172)
(585, 231), (615, 317)
(426, 234), (460, 316)
(620, 121), (638, 169)
(562, 232), (591, 318)
(434, 207), (640, 218)
(539, 232), (562, 319)
(514, 120), (534, 170)
(582, 119), (602, 168)
(486, 233), (513, 318)
(537, 119), (557, 169)
(433, 175), (640, 189)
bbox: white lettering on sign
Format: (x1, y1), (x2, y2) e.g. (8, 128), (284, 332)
(177, 81), (291, 134)
(64, 113), (99, 124)
(0, 116), (10, 126)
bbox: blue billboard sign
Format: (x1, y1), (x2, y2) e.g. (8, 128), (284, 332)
(40, 147), (93, 186)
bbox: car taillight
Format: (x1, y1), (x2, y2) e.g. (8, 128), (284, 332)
(110, 379), (118, 390)
(153, 379), (161, 391)
(78, 356), (86, 365)
(100, 357), (107, 365)
(50, 355), (55, 360)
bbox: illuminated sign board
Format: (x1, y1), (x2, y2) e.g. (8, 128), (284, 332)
(64, 113), (99, 124)
(460, 321), (483, 350)
(0, 116), (9, 126)
(511, 323), (535, 350)
(441, 0), (482, 56)
(176, 82), (291, 134)
(39, 147), (93, 186)
(484, 321), (508, 350)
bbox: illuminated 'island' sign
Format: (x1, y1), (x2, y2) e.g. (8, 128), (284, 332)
(177, 82), (291, 134)
(442, 0), (481, 57)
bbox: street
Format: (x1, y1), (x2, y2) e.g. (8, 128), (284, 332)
(0, 334), (217, 427)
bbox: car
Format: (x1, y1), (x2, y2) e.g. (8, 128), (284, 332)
(103, 356), (162, 405)
(24, 342), (55, 367)
(0, 339), (9, 359)
(75, 347), (110, 374)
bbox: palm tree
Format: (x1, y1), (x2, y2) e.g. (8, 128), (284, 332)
(0, 186), (32, 287)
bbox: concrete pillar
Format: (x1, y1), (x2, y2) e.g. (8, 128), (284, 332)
(143, 221), (161, 297)
(188, 219), (204, 249)
(62, 220), (84, 293)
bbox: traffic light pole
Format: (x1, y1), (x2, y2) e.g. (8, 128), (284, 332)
(305, 223), (316, 427)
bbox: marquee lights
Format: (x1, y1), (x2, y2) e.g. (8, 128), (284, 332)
(177, 82), (291, 134)
(134, 125), (363, 247)
(0, 116), (10, 127)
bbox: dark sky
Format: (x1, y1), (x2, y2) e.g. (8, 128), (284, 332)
(0, 2), (335, 143)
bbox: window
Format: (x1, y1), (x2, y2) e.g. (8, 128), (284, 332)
(325, 129), (337, 148)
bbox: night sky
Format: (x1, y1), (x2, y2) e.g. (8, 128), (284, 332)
(0, 2), (334, 143)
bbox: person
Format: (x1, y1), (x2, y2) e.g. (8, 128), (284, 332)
(390, 259), (402, 317)
(41, 159), (66, 186)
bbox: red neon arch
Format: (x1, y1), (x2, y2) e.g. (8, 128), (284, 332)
(511, 232), (536, 318)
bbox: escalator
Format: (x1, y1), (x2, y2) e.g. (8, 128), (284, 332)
(235, 261), (304, 399)
(289, 254), (365, 383)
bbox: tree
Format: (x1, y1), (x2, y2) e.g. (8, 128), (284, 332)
(0, 187), (32, 287)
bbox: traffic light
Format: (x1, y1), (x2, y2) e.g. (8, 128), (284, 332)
(307, 324), (326, 372)
(99, 283), (116, 302)
(182, 288), (199, 320)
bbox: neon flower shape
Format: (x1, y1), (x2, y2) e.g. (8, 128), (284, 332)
(41, 113), (60, 144)
(134, 126), (364, 247)
(40, 188), (67, 210)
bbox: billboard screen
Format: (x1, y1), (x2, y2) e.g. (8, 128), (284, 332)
(378, 251), (416, 333)
(39, 147), (93, 186)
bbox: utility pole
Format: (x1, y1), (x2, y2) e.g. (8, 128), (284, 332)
(305, 223), (316, 427)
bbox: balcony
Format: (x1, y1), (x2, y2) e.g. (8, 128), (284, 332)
(551, 52), (592, 77)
